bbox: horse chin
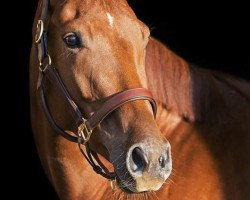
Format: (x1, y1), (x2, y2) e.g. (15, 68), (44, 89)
(116, 175), (138, 193)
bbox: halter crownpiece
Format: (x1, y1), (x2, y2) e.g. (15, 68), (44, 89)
(35, 0), (157, 180)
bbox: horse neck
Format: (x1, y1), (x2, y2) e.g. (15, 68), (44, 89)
(145, 39), (250, 199)
(146, 38), (195, 122)
(145, 37), (250, 128)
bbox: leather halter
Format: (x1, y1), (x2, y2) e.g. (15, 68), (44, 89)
(35, 0), (157, 180)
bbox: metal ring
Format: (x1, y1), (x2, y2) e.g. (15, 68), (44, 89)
(39, 54), (52, 72)
(46, 54), (52, 66)
(35, 20), (44, 43)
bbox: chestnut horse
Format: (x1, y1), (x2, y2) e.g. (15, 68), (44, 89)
(30, 0), (250, 199)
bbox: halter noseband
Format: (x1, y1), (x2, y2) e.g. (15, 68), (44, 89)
(35, 0), (157, 180)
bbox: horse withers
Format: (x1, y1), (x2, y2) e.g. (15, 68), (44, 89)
(30, 0), (171, 199)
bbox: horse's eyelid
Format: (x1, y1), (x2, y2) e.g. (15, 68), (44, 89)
(73, 33), (84, 48)
(62, 33), (84, 49)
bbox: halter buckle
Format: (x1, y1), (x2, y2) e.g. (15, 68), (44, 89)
(78, 119), (92, 145)
(35, 20), (44, 43)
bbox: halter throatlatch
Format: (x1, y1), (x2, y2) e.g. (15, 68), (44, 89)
(35, 0), (157, 180)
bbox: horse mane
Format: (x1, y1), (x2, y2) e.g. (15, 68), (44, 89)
(145, 38), (250, 123)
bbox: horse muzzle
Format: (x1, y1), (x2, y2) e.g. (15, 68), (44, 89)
(116, 139), (172, 193)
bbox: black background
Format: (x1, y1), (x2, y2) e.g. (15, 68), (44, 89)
(10, 0), (249, 199)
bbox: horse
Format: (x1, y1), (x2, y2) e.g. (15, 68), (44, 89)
(30, 0), (250, 199)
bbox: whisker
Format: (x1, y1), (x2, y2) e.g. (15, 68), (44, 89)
(112, 152), (126, 164)
(114, 160), (126, 170)
(149, 191), (159, 200)
(168, 178), (175, 184)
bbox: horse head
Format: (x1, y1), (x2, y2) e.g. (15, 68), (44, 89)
(30, 0), (172, 194)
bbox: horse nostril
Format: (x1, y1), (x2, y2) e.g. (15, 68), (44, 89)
(158, 155), (167, 168)
(131, 147), (148, 172)
(159, 145), (171, 168)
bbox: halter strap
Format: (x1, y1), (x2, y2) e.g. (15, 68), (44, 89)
(37, 64), (157, 142)
(35, 0), (157, 180)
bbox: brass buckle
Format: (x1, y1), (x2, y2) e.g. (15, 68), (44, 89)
(78, 119), (92, 145)
(35, 20), (44, 43)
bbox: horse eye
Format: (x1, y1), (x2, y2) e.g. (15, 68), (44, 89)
(63, 33), (82, 48)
